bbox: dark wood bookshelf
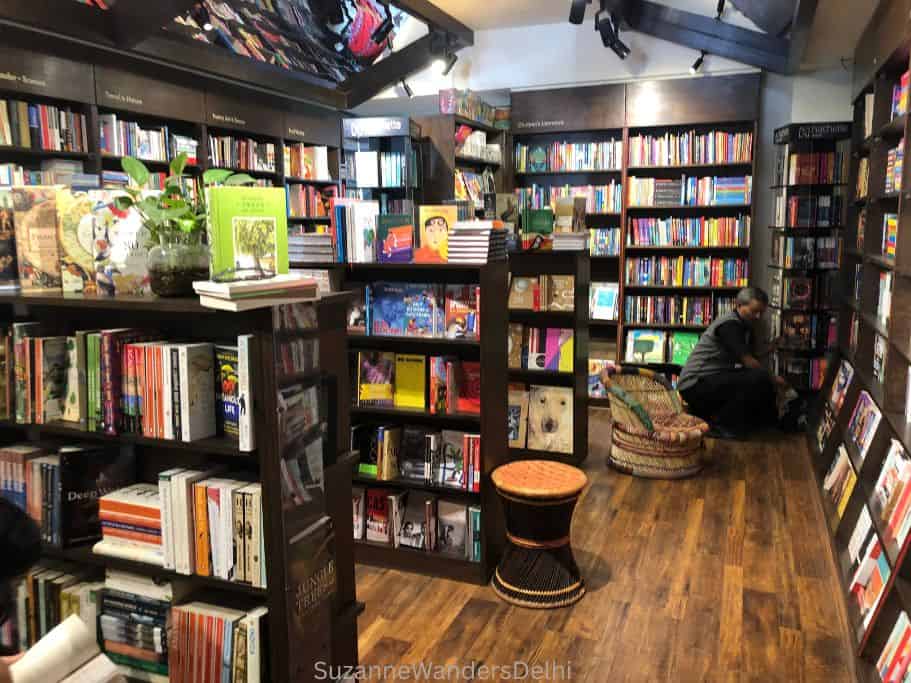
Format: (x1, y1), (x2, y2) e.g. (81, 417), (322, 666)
(625, 245), (749, 252)
(626, 161), (752, 171)
(353, 540), (483, 583)
(514, 169), (621, 176)
(351, 475), (480, 502)
(0, 145), (91, 160)
(626, 203), (752, 211)
(350, 406), (481, 426)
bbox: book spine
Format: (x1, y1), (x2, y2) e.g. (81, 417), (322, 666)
(171, 347), (181, 440)
(193, 482), (211, 576)
(238, 334), (255, 452)
(248, 488), (262, 588)
(159, 473), (174, 571)
(101, 331), (117, 434)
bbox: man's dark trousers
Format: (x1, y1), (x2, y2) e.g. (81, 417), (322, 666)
(679, 368), (778, 434)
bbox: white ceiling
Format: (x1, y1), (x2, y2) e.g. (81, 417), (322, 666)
(434, 0), (881, 69)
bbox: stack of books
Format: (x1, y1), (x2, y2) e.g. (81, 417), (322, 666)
(447, 220), (507, 263)
(94, 483), (163, 566)
(289, 232), (335, 264)
(193, 274), (319, 311)
(552, 232), (589, 251)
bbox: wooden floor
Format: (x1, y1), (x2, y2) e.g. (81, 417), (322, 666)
(355, 429), (857, 681)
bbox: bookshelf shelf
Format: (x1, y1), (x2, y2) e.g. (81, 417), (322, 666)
(514, 168), (621, 176)
(350, 406), (481, 426)
(626, 161), (753, 171)
(353, 540), (483, 583)
(625, 245), (750, 252)
(100, 154), (169, 167)
(0, 145), (91, 160)
(866, 254), (895, 270)
(352, 475), (480, 501)
(589, 318), (619, 327)
(770, 182), (849, 190)
(623, 284), (742, 291)
(217, 166), (278, 177)
(507, 369), (575, 387)
(41, 545), (268, 597)
(508, 310), (577, 326)
(587, 212), (622, 217)
(284, 176), (338, 185)
(623, 323), (709, 330)
(453, 115), (502, 135)
(347, 334), (480, 354)
(880, 113), (907, 137)
(289, 215), (331, 223)
(0, 292), (215, 313)
(860, 311), (889, 338)
(626, 203), (752, 211)
(455, 154), (500, 167)
(769, 225), (844, 231)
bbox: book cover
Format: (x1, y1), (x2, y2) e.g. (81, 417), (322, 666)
(352, 486), (365, 540)
(544, 328), (574, 372)
(823, 444), (857, 519)
(527, 385), (573, 454)
(508, 323), (524, 369)
(414, 206), (456, 263)
(830, 360), (854, 413)
(848, 390), (882, 462)
(393, 353), (425, 410)
(206, 186), (289, 278)
(444, 285), (479, 340)
(370, 282), (441, 337)
(365, 489), (392, 543)
(56, 188), (96, 293)
(544, 275), (574, 312)
(0, 196), (19, 289)
(11, 186), (62, 291)
(588, 358), (614, 398)
(670, 332), (700, 366)
(507, 384), (529, 448)
(457, 361), (481, 414)
(437, 501), (467, 559)
(438, 430), (465, 489)
(178, 343), (216, 442)
(216, 345), (240, 439)
(399, 492), (436, 551)
(376, 214), (413, 263)
(357, 351), (394, 407)
(37, 336), (67, 424)
(625, 330), (667, 364)
(871, 439), (911, 554)
(346, 286), (368, 335)
(88, 190), (151, 296)
(238, 334), (255, 452)
(507, 276), (538, 310)
(429, 356), (451, 415)
(399, 426), (432, 482)
(589, 283), (619, 320)
(63, 335), (87, 424)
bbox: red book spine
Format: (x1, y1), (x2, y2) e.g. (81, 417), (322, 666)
(473, 436), (481, 492)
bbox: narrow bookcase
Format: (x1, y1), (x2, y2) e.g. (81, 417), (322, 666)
(343, 262), (508, 584)
(0, 291), (359, 678)
(507, 251), (590, 465)
(809, 25), (911, 682)
(768, 123), (851, 396)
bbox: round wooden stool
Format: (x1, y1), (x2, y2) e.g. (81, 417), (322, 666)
(490, 460), (588, 608)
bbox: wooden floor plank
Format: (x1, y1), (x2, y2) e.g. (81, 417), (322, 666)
(355, 432), (857, 681)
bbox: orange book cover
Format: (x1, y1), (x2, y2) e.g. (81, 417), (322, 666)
(194, 482), (212, 576)
(99, 510), (162, 529)
(102, 526), (162, 546)
(141, 343), (151, 437)
(99, 499), (161, 520)
(213, 614), (224, 683)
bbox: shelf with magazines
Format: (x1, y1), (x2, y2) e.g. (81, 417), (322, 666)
(0, 292), (359, 679)
(807, 32), (911, 680)
(507, 251), (589, 464)
(344, 261), (508, 584)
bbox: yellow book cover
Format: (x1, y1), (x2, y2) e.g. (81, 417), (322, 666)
(558, 332), (574, 373)
(836, 470), (857, 518)
(394, 354), (426, 409)
(193, 481), (211, 576)
(379, 426), (402, 480)
(357, 351), (394, 406)
(414, 205), (456, 263)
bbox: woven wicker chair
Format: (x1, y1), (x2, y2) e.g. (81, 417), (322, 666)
(600, 366), (708, 479)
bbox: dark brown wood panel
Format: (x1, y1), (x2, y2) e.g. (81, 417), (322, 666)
(626, 73), (761, 127)
(0, 44), (94, 102)
(853, 0), (911, 99)
(511, 84), (626, 133)
(284, 106), (342, 147)
(205, 91), (284, 137)
(95, 65), (204, 121)
(356, 431), (859, 681)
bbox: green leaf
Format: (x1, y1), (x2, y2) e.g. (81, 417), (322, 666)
(176, 217), (198, 233)
(121, 156), (150, 187)
(161, 197), (188, 210)
(225, 173), (256, 186)
(169, 152), (188, 179)
(113, 196), (135, 212)
(203, 169), (232, 185)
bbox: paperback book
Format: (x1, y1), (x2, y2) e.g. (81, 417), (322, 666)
(847, 390), (882, 462)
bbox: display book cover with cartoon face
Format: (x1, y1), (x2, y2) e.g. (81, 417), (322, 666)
(527, 384), (574, 454)
(414, 205), (457, 263)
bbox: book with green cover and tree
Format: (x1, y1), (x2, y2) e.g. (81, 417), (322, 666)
(206, 187), (289, 278)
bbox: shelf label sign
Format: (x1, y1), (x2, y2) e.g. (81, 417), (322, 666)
(343, 117), (407, 138)
(515, 119), (567, 130)
(103, 90), (143, 107)
(211, 112), (247, 127)
(288, 127), (307, 139)
(0, 72), (47, 89)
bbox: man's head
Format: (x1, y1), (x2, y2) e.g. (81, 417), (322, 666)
(735, 287), (769, 323)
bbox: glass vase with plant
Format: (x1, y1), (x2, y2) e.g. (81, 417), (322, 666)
(115, 153), (254, 297)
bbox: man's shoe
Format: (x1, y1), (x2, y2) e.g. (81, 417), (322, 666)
(705, 424), (740, 440)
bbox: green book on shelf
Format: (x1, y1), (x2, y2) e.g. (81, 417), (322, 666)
(205, 186), (289, 278)
(670, 332), (701, 365)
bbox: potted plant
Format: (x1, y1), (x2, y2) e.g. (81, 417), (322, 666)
(115, 153), (254, 297)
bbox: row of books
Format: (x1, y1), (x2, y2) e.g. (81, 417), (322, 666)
(0, 99), (88, 152)
(7, 325), (255, 448)
(506, 325), (574, 372)
(624, 329), (701, 366)
(515, 182), (623, 214)
(0, 159), (99, 188)
(589, 282), (620, 321)
(624, 295), (715, 326)
(454, 168), (494, 209)
(772, 192), (843, 228)
(769, 271), (820, 310)
(353, 425), (480, 492)
(208, 135), (277, 173)
(456, 126), (501, 163)
(894, 71), (911, 120)
(768, 309), (837, 351)
(354, 487), (481, 561)
(783, 151), (849, 185)
(771, 354), (828, 391)
(355, 351), (480, 415)
(507, 384), (574, 454)
(347, 282), (480, 340)
(590, 227), (621, 256)
(625, 256), (749, 287)
(287, 182), (331, 218)
(507, 274), (574, 312)
(886, 138), (905, 194)
(350, 150), (417, 189)
(884, 213), (898, 259)
(770, 235), (841, 269)
(626, 175), (752, 207)
(627, 130), (753, 167)
(514, 140), (623, 173)
(627, 215), (751, 247)
(99, 115), (196, 163)
(283, 143), (331, 180)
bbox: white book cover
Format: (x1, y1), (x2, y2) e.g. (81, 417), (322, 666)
(157, 467), (184, 571)
(161, 345), (173, 441)
(352, 486), (365, 540)
(238, 334), (256, 452)
(9, 615), (104, 683)
(178, 343), (216, 442)
(354, 150), (379, 188)
(243, 606), (269, 683)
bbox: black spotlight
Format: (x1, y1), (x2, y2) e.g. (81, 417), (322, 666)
(569, 0), (590, 25)
(441, 52), (458, 76)
(595, 9), (631, 60)
(690, 50), (706, 74)
(372, 2), (394, 44)
(716, 0), (725, 19)
(400, 80), (413, 98)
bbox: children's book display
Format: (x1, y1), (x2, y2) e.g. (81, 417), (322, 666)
(823, 443), (858, 519)
(830, 360), (855, 413)
(847, 390), (882, 462)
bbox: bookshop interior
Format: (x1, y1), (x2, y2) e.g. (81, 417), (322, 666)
(4, 0), (911, 681)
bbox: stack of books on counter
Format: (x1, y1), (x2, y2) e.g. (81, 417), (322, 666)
(288, 231), (334, 264)
(447, 220), (507, 263)
(193, 274), (319, 311)
(553, 232), (590, 251)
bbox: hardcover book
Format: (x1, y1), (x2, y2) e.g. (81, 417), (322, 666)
(438, 429), (466, 489)
(393, 353), (425, 410)
(370, 282), (442, 337)
(507, 276), (538, 310)
(437, 500), (468, 559)
(398, 426), (432, 482)
(398, 492), (437, 551)
(527, 385), (573, 454)
(352, 486), (365, 540)
(444, 285), (480, 340)
(544, 275), (574, 311)
(0, 196), (19, 290)
(347, 286), (368, 335)
(36, 336), (67, 424)
(216, 345), (240, 439)
(56, 189), (96, 293)
(357, 351), (394, 407)
(848, 390), (882, 462)
(11, 186), (62, 291)
(508, 323), (524, 369)
(670, 332), (700, 365)
(871, 439), (911, 555)
(823, 444), (857, 519)
(507, 384), (529, 448)
(376, 214), (414, 263)
(456, 361), (481, 414)
(543, 328), (574, 372)
(414, 205), (456, 263)
(365, 488), (392, 543)
(830, 360), (854, 413)
(625, 330), (667, 364)
(206, 186), (289, 278)
(89, 190), (151, 296)
(589, 282), (619, 321)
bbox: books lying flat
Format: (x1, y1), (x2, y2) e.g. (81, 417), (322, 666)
(193, 274), (318, 300)
(447, 221), (507, 263)
(552, 232), (590, 251)
(198, 294), (320, 312)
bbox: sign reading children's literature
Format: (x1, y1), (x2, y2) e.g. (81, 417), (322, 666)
(414, 205), (457, 263)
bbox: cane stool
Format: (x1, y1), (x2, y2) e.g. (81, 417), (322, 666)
(490, 460), (588, 608)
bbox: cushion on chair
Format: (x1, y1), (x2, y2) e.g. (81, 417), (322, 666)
(491, 460), (588, 500)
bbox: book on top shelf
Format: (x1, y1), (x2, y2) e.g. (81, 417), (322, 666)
(414, 205), (456, 263)
(206, 186), (289, 278)
(847, 390), (882, 462)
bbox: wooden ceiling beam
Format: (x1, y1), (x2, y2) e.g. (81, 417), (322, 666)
(340, 34), (435, 108)
(108, 0), (198, 49)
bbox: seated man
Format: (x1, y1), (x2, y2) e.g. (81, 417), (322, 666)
(677, 286), (787, 439)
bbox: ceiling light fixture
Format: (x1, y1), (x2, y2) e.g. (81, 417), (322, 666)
(715, 0), (725, 19)
(569, 0), (591, 25)
(690, 50), (706, 74)
(595, 6), (631, 60)
(441, 52), (458, 76)
(400, 80), (413, 98)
